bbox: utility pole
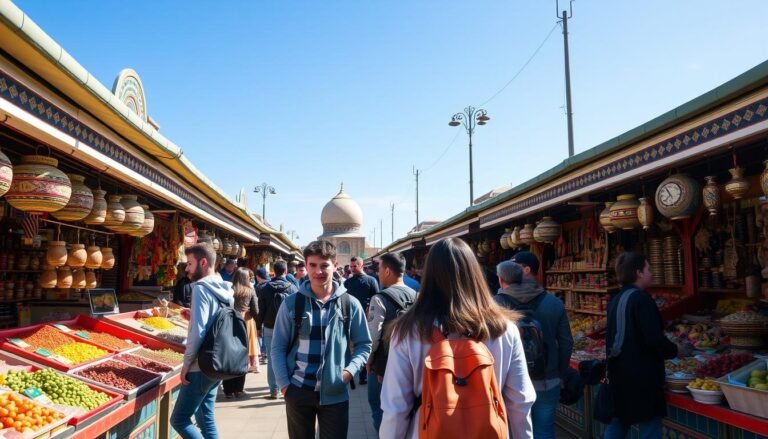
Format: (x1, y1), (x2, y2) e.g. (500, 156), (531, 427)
(380, 218), (383, 248)
(413, 167), (420, 227)
(558, 0), (575, 157)
(390, 203), (395, 243)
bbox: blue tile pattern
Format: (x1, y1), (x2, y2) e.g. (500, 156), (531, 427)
(108, 397), (158, 439)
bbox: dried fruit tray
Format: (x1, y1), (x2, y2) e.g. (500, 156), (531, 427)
(52, 315), (185, 353)
(102, 311), (187, 347)
(0, 352), (123, 426)
(67, 358), (162, 400)
(0, 324), (117, 372)
(113, 350), (180, 382)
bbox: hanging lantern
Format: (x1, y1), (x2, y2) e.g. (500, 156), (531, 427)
(85, 246), (103, 269)
(39, 265), (57, 289)
(600, 202), (618, 233)
(57, 266), (73, 289)
(533, 217), (561, 243)
(46, 241), (68, 267)
(72, 269), (86, 289)
(6, 155), (71, 213)
(637, 197), (654, 230)
(67, 244), (87, 268)
(84, 189), (107, 225)
(51, 174), (93, 221)
(702, 176), (720, 216)
(85, 271), (97, 289)
(0, 149), (12, 197)
(519, 224), (535, 245)
(499, 229), (510, 250)
(724, 167), (750, 200)
(103, 195), (125, 229)
(101, 247), (115, 270)
(609, 194), (641, 230)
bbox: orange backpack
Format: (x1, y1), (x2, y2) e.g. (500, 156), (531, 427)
(418, 327), (508, 439)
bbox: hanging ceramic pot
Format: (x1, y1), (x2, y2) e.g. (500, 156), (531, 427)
(85, 270), (98, 289)
(702, 176), (721, 216)
(197, 231), (212, 245)
(232, 242), (241, 258)
(67, 244), (87, 268)
(57, 266), (72, 288)
(103, 195), (125, 229)
(6, 155), (71, 213)
(0, 149), (12, 197)
(499, 229), (510, 249)
(39, 265), (57, 289)
(100, 247), (115, 270)
(223, 239), (233, 255)
(600, 202), (618, 233)
(533, 217), (561, 243)
(129, 205), (154, 237)
(114, 195), (144, 233)
(761, 160), (768, 197)
(72, 269), (86, 289)
(637, 197), (654, 230)
(239, 244), (247, 259)
(212, 236), (221, 252)
(507, 226), (521, 249)
(85, 246), (102, 269)
(609, 194), (641, 230)
(46, 241), (68, 267)
(51, 174), (93, 222)
(724, 167), (750, 200)
(84, 189), (107, 224)
(655, 174), (700, 220)
(519, 224), (535, 245)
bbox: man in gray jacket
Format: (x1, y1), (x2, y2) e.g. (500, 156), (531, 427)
(171, 243), (234, 439)
(496, 253), (574, 439)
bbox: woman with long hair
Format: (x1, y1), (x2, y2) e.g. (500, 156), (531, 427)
(222, 267), (260, 398)
(379, 238), (536, 438)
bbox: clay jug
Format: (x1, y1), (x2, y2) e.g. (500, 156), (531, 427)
(84, 189), (107, 224)
(637, 197), (654, 230)
(534, 217), (561, 243)
(600, 202), (618, 233)
(6, 155), (71, 213)
(85, 271), (97, 289)
(85, 246), (103, 269)
(39, 265), (57, 289)
(610, 194), (641, 230)
(761, 160), (768, 197)
(52, 174), (93, 221)
(508, 226), (521, 249)
(499, 229), (510, 250)
(57, 266), (73, 288)
(72, 269), (86, 289)
(103, 195), (125, 229)
(118, 195), (144, 232)
(519, 224), (535, 245)
(101, 247), (115, 270)
(725, 167), (750, 199)
(0, 148), (12, 197)
(46, 241), (68, 267)
(702, 176), (720, 216)
(67, 244), (87, 268)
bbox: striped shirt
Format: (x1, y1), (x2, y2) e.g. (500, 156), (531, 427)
(291, 295), (336, 391)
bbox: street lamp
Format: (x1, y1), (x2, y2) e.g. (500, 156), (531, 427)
(254, 182), (276, 221)
(449, 106), (490, 206)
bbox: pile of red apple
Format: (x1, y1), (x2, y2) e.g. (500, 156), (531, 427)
(695, 353), (753, 378)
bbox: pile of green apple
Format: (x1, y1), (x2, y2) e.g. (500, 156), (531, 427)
(748, 369), (768, 390)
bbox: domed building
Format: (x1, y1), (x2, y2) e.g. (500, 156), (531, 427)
(319, 183), (366, 266)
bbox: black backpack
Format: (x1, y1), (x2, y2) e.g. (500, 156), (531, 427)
(495, 293), (548, 380)
(371, 287), (415, 375)
(197, 296), (249, 380)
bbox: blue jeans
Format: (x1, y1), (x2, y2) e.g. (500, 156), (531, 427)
(367, 371), (383, 432)
(531, 385), (560, 439)
(170, 371), (221, 439)
(263, 327), (278, 393)
(604, 416), (662, 439)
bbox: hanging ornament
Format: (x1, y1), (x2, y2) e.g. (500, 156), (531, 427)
(724, 167), (750, 200)
(533, 217), (561, 243)
(702, 176), (721, 216)
(51, 174), (93, 221)
(6, 155), (71, 213)
(637, 197), (654, 230)
(600, 202), (618, 233)
(0, 149), (12, 197)
(84, 189), (107, 224)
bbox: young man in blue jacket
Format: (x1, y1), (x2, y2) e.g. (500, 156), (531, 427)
(271, 240), (371, 439)
(171, 243), (234, 439)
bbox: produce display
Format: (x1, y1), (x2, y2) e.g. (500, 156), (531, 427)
(666, 322), (723, 349)
(113, 353), (172, 374)
(138, 316), (176, 331)
(132, 348), (184, 366)
(747, 369), (768, 390)
(688, 377), (721, 391)
(1, 369), (111, 410)
(52, 343), (108, 365)
(74, 360), (158, 391)
(155, 327), (187, 344)
(695, 353), (753, 378)
(0, 391), (64, 433)
(665, 358), (702, 376)
(570, 316), (606, 335)
(19, 326), (73, 350)
(721, 310), (768, 324)
(63, 327), (133, 351)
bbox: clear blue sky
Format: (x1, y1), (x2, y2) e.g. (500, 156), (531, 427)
(12, 0), (768, 247)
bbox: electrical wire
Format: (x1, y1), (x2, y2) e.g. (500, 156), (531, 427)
(421, 130), (462, 174)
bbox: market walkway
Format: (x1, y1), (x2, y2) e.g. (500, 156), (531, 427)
(213, 369), (578, 438)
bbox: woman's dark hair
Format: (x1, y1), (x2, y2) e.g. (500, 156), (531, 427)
(615, 251), (648, 286)
(391, 238), (517, 343)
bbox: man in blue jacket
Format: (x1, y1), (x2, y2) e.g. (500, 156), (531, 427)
(271, 240), (371, 439)
(171, 243), (234, 439)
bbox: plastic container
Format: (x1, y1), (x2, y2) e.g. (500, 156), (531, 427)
(686, 386), (724, 405)
(68, 357), (162, 400)
(718, 358), (768, 418)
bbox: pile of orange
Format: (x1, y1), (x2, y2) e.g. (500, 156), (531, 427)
(0, 392), (63, 433)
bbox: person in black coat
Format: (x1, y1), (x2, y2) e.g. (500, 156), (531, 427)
(604, 252), (678, 438)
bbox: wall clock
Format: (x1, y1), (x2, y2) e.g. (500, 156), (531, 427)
(655, 174), (700, 220)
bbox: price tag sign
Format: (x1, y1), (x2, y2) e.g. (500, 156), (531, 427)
(140, 325), (155, 332)
(50, 355), (73, 365)
(74, 331), (89, 339)
(34, 348), (52, 357)
(22, 387), (52, 404)
(53, 324), (71, 333)
(8, 338), (31, 348)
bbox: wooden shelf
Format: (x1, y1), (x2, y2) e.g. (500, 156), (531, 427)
(650, 284), (683, 288)
(571, 287), (619, 293)
(546, 269), (572, 274)
(565, 308), (606, 316)
(546, 285), (570, 291)
(571, 267), (608, 273)
(0, 270), (43, 273)
(699, 287), (746, 294)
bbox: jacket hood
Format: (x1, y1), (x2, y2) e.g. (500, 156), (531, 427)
(267, 277), (297, 294)
(501, 279), (545, 303)
(194, 275), (235, 305)
(298, 280), (347, 300)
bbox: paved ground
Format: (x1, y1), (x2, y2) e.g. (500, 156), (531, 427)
(213, 368), (577, 438)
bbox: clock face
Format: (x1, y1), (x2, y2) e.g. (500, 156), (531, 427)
(658, 182), (683, 207)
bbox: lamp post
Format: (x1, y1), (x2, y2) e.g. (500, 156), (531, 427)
(254, 182), (276, 221)
(449, 106), (489, 206)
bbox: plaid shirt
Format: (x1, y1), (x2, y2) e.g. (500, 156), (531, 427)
(291, 294), (336, 391)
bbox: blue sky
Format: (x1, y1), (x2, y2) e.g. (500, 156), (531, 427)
(12, 1), (768, 247)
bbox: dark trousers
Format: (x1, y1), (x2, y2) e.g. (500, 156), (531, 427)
(284, 385), (349, 439)
(222, 374), (245, 395)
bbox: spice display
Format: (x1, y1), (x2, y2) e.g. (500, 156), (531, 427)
(2, 369), (111, 410)
(52, 342), (108, 365)
(132, 348), (184, 366)
(74, 360), (158, 391)
(138, 317), (175, 331)
(65, 327), (133, 351)
(114, 353), (173, 374)
(0, 390), (65, 433)
(20, 326), (74, 351)
(155, 328), (187, 344)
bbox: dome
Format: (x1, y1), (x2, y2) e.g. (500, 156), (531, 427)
(320, 183), (363, 237)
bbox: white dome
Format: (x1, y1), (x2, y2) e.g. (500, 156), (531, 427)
(320, 183), (363, 237)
